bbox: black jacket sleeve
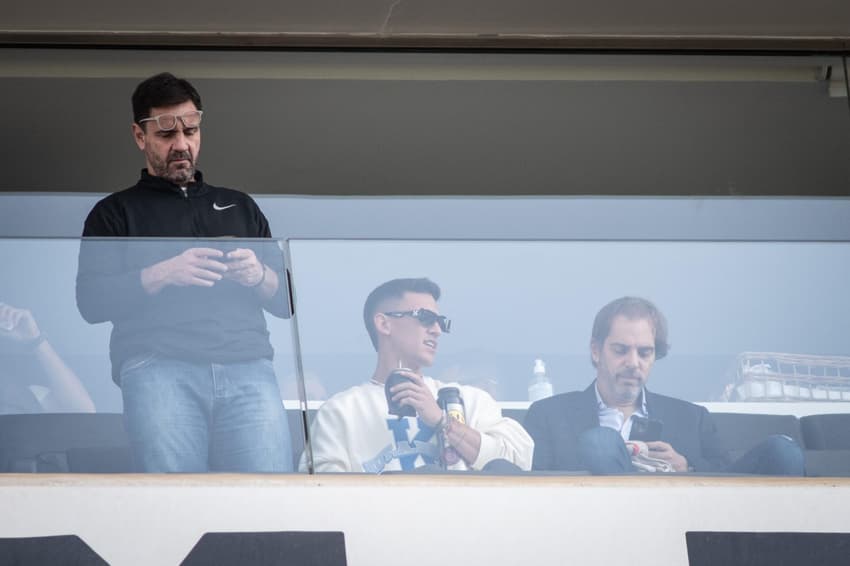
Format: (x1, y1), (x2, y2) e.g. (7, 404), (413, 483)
(651, 393), (728, 473)
(76, 199), (150, 324)
(523, 402), (556, 470)
(691, 406), (728, 472)
(247, 199), (290, 319)
(524, 401), (555, 471)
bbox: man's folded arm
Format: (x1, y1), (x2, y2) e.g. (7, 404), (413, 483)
(693, 406), (728, 472)
(76, 204), (151, 323)
(76, 241), (150, 323)
(300, 402), (353, 473)
(468, 393), (534, 471)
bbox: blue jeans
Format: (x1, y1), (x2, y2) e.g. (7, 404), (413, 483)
(724, 434), (805, 476)
(577, 427), (805, 476)
(121, 354), (293, 473)
(577, 427), (634, 474)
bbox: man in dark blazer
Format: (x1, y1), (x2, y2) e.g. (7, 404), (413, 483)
(524, 297), (804, 475)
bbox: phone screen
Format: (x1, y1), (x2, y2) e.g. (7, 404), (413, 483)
(629, 416), (663, 442)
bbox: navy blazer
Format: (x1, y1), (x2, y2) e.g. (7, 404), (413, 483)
(524, 382), (727, 472)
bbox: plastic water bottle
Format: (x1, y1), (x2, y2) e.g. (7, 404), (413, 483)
(528, 358), (553, 402)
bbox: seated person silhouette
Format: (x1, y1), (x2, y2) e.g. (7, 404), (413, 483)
(0, 302), (95, 414)
(301, 278), (533, 473)
(524, 296), (804, 475)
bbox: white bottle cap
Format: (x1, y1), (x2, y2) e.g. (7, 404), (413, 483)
(533, 358), (546, 375)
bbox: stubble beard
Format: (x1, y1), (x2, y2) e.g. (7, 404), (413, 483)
(614, 385), (640, 406)
(150, 150), (195, 186)
(613, 373), (643, 405)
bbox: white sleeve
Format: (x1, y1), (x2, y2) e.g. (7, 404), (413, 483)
(300, 398), (353, 473)
(466, 388), (534, 471)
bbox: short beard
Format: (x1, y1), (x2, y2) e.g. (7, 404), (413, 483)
(148, 150), (195, 186)
(613, 376), (642, 405)
(165, 164), (195, 186)
(613, 387), (641, 406)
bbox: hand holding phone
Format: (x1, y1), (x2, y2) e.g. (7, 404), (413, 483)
(222, 248), (265, 287)
(630, 416), (663, 442)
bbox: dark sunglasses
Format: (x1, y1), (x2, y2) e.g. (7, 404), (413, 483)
(383, 308), (452, 333)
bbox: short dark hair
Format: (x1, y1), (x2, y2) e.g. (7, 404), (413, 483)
(590, 296), (670, 365)
(363, 278), (441, 351)
(132, 72), (202, 125)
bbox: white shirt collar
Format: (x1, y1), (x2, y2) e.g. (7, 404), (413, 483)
(594, 381), (649, 441)
(594, 381), (648, 413)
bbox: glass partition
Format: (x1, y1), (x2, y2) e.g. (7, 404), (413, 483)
(0, 237), (305, 474)
(288, 239), (850, 476)
(2, 236), (850, 477)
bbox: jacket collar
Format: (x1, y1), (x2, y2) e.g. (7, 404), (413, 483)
(586, 380), (653, 414)
(138, 168), (208, 197)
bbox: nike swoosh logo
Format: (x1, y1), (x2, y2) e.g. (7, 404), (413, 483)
(213, 203), (236, 211)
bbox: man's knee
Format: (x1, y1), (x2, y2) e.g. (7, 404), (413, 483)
(579, 426), (624, 450)
(578, 427), (632, 474)
(481, 458), (524, 474)
(760, 434), (805, 476)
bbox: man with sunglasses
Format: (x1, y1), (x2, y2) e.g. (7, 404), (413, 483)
(302, 277), (532, 473)
(76, 73), (292, 473)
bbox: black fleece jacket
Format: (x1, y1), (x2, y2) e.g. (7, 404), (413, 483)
(76, 170), (289, 384)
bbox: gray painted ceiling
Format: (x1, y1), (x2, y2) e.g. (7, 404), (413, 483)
(1, 50), (848, 196)
(2, 0), (850, 51)
(5, 0), (850, 37)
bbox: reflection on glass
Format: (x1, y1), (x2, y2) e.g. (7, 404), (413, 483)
(524, 296), (804, 476)
(75, 238), (293, 473)
(0, 302), (95, 414)
(290, 240), (850, 477)
(0, 238), (302, 474)
(300, 277), (533, 474)
(731, 353), (850, 402)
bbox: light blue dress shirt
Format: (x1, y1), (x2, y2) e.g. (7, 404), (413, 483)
(594, 382), (648, 441)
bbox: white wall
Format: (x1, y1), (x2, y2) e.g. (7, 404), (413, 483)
(1, 475), (848, 566)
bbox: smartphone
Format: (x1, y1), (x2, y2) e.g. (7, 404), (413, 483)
(630, 416), (663, 442)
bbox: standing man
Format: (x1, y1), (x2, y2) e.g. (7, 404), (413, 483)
(76, 72), (292, 472)
(302, 277), (533, 473)
(524, 296), (804, 475)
